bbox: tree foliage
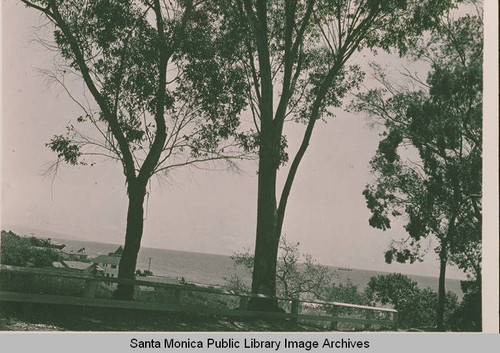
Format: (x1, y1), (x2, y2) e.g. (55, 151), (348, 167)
(326, 279), (369, 306)
(448, 278), (481, 331)
(353, 7), (482, 329)
(354, 7), (482, 279)
(25, 0), (249, 175)
(366, 273), (458, 329)
(1, 230), (63, 268)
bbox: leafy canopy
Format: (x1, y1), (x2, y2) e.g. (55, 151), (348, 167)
(353, 8), (482, 279)
(23, 0), (250, 182)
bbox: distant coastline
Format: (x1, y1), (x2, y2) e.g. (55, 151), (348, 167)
(25, 235), (461, 299)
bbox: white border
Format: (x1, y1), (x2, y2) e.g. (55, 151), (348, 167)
(482, 0), (499, 333)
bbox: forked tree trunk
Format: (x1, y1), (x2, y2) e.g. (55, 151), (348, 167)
(114, 184), (146, 300)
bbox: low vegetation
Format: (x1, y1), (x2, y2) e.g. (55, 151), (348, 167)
(1, 230), (62, 268)
(366, 274), (458, 330)
(225, 240), (479, 331)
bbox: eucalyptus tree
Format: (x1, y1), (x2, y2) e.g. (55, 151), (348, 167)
(20, 0), (248, 299)
(353, 9), (483, 329)
(229, 0), (457, 310)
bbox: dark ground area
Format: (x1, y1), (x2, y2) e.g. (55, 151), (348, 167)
(0, 302), (328, 332)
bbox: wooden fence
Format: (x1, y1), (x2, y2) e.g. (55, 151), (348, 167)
(0, 265), (398, 330)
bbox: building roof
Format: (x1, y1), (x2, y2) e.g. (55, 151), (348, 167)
(108, 246), (123, 257)
(64, 247), (87, 255)
(92, 255), (120, 266)
(52, 261), (66, 269)
(63, 261), (94, 270)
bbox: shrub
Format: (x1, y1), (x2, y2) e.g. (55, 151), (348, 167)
(448, 279), (481, 331)
(326, 279), (370, 306)
(0, 272), (85, 297)
(1, 230), (62, 267)
(366, 273), (459, 330)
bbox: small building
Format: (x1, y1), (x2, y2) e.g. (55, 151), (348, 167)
(91, 246), (122, 278)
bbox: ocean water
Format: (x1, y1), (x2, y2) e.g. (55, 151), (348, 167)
(56, 238), (464, 299)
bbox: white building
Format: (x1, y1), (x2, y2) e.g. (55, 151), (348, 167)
(91, 246), (123, 278)
(91, 255), (120, 277)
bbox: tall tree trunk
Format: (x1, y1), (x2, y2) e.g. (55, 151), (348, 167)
(114, 183), (146, 300)
(248, 125), (281, 312)
(436, 212), (457, 330)
(436, 242), (448, 331)
(247, 3), (281, 308)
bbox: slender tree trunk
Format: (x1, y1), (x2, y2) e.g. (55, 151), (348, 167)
(436, 212), (457, 330)
(436, 242), (448, 331)
(114, 183), (146, 300)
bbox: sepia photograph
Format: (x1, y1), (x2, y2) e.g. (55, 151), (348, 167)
(0, 0), (496, 339)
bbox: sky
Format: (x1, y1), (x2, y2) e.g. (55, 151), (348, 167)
(0, 1), (494, 282)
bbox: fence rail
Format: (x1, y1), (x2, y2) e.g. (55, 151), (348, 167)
(0, 264), (398, 330)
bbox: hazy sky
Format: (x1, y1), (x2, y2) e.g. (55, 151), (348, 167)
(0, 1), (489, 281)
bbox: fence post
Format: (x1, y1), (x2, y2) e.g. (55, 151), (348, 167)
(133, 284), (140, 300)
(392, 312), (399, 330)
(83, 278), (97, 298)
(330, 305), (339, 330)
(239, 296), (249, 310)
(174, 288), (184, 305)
(290, 299), (300, 325)
(381, 311), (391, 330)
(365, 309), (374, 330)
